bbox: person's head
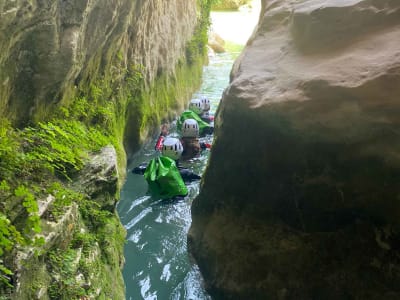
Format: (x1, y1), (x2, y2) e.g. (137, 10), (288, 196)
(189, 99), (202, 115)
(162, 137), (183, 160)
(181, 118), (199, 138)
(160, 123), (169, 136)
(200, 96), (210, 112)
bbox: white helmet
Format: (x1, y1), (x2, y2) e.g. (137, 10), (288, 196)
(181, 119), (199, 138)
(189, 99), (203, 115)
(162, 137), (183, 160)
(200, 97), (210, 112)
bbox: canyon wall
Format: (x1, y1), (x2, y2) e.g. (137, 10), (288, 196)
(189, 0), (400, 299)
(0, 0), (210, 298)
(0, 0), (199, 128)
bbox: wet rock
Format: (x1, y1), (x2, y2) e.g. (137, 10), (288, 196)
(189, 0), (400, 298)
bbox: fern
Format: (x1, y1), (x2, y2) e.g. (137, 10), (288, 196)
(14, 186), (41, 235)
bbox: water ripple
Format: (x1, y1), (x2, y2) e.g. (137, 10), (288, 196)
(127, 229), (142, 243)
(127, 195), (151, 213)
(125, 207), (152, 230)
(139, 276), (157, 300)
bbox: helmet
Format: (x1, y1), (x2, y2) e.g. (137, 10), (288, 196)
(200, 96), (210, 112)
(181, 118), (199, 138)
(189, 99), (203, 115)
(162, 137), (183, 160)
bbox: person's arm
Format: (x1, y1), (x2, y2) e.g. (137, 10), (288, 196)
(132, 162), (148, 175)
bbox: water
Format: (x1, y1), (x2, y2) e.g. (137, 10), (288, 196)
(117, 3), (261, 297)
(117, 51), (240, 300)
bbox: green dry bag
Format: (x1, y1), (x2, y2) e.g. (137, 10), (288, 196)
(144, 156), (188, 199)
(177, 111), (212, 136)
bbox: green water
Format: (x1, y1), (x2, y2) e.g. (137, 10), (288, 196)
(117, 51), (240, 300)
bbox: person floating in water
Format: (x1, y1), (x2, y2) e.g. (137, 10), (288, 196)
(155, 123), (170, 151)
(180, 118), (211, 161)
(132, 137), (201, 182)
(199, 96), (214, 123)
(177, 102), (214, 136)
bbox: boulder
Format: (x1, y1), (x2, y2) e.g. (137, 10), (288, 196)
(208, 31), (226, 53)
(74, 145), (119, 211)
(189, 0), (400, 299)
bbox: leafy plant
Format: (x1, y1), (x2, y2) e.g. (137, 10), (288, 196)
(14, 186), (41, 235)
(47, 249), (86, 299)
(0, 214), (20, 288)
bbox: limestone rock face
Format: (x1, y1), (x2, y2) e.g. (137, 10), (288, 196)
(189, 0), (400, 298)
(0, 0), (197, 125)
(13, 146), (126, 299)
(74, 145), (119, 211)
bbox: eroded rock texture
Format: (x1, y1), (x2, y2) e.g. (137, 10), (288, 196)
(0, 0), (197, 125)
(189, 0), (400, 299)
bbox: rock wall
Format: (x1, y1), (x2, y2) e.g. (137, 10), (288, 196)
(0, 0), (197, 126)
(0, 0), (209, 299)
(13, 146), (126, 300)
(189, 0), (400, 299)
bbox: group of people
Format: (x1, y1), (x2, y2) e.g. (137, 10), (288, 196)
(132, 96), (214, 200)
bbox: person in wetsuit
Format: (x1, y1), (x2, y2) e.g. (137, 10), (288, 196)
(132, 137), (201, 182)
(180, 118), (211, 160)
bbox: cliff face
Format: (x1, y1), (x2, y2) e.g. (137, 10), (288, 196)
(0, 0), (209, 299)
(13, 146), (126, 300)
(0, 0), (197, 127)
(189, 0), (400, 298)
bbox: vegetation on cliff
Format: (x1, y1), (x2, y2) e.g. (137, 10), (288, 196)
(211, 0), (252, 10)
(0, 96), (124, 298)
(0, 0), (215, 298)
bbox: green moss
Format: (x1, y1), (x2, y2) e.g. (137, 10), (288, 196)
(211, 0), (252, 11)
(0, 0), (213, 297)
(224, 41), (244, 52)
(124, 58), (204, 155)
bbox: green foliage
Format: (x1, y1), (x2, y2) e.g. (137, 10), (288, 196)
(46, 182), (84, 220)
(185, 0), (214, 65)
(79, 200), (114, 230)
(211, 0), (251, 10)
(0, 261), (13, 288)
(0, 0), (206, 295)
(0, 119), (23, 180)
(126, 64), (145, 94)
(0, 102), (113, 291)
(47, 249), (86, 300)
(0, 215), (19, 287)
(14, 186), (41, 235)
(21, 120), (110, 180)
(71, 231), (97, 253)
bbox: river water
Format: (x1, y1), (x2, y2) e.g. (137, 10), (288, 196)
(117, 51), (237, 300)
(117, 4), (260, 299)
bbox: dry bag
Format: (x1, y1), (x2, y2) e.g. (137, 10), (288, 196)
(144, 156), (188, 199)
